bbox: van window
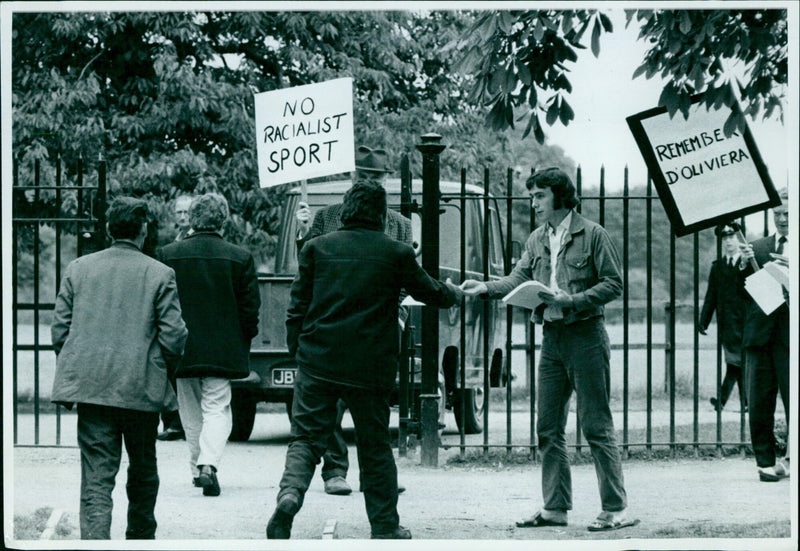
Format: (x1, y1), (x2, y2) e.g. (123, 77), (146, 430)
(412, 202), (487, 275)
(488, 203), (506, 277)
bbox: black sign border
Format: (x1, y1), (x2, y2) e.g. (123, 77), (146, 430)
(626, 91), (781, 237)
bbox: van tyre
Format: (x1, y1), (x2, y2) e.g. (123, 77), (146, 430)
(285, 400), (294, 424)
(229, 390), (258, 442)
(453, 387), (483, 434)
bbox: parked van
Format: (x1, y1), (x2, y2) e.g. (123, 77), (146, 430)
(229, 178), (508, 441)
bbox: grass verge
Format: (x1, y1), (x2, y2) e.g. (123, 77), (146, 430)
(13, 507), (74, 540)
(651, 520), (790, 539)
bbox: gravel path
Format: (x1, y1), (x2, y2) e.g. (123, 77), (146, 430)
(10, 411), (794, 547)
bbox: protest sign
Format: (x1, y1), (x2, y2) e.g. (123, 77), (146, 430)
(254, 78), (355, 188)
(626, 92), (781, 236)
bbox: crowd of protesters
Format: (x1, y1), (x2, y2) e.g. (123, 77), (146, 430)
(50, 156), (791, 540)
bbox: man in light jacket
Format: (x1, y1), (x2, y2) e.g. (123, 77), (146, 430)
(51, 196), (187, 539)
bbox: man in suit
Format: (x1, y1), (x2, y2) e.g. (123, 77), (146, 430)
(159, 193), (261, 496)
(739, 187), (790, 482)
(293, 146), (412, 496)
(156, 194), (195, 442)
(699, 222), (748, 413)
(51, 197), (187, 539)
(267, 182), (460, 539)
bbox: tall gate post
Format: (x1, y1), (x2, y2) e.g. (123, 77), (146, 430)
(416, 133), (446, 467)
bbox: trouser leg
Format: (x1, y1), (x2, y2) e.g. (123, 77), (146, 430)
(567, 319), (627, 512)
(121, 410), (160, 539)
(177, 378), (203, 478)
(321, 399), (350, 481)
(720, 364), (740, 405)
(161, 374), (182, 430)
(343, 387), (399, 533)
(196, 377), (232, 469)
(77, 403), (123, 540)
(278, 371), (340, 507)
(775, 341), (790, 458)
(731, 364), (747, 408)
(536, 323), (574, 512)
(746, 345), (779, 468)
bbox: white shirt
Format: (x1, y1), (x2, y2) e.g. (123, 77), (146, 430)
(544, 211), (572, 321)
(724, 252), (740, 267)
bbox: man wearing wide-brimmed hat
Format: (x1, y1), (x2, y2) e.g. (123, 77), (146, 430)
(293, 145), (412, 498)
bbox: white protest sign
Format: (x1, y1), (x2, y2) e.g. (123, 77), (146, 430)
(626, 91), (780, 236)
(254, 78), (355, 188)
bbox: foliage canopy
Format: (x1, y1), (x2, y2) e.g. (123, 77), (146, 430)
(453, 8), (787, 141)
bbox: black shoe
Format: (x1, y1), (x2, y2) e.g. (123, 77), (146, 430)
(156, 427), (185, 441)
(196, 465), (220, 496)
(267, 494), (301, 539)
(371, 525), (412, 539)
(709, 398), (723, 412)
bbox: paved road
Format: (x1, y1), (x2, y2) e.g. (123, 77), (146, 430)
(9, 411), (794, 547)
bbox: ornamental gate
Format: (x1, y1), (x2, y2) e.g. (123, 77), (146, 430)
(402, 135), (773, 465)
(11, 156), (107, 446)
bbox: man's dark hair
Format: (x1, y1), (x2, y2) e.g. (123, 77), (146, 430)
(106, 197), (149, 241)
(525, 167), (580, 210)
(341, 182), (387, 229)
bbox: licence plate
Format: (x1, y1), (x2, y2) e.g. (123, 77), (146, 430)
(272, 368), (297, 387)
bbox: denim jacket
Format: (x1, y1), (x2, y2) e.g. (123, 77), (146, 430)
(484, 211), (622, 325)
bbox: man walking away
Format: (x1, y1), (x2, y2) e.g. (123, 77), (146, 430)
(268, 182), (460, 539)
(51, 196), (187, 539)
(294, 145), (413, 496)
(159, 193), (261, 496)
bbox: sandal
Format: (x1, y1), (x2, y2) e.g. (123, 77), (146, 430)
(516, 511), (567, 528)
(587, 516), (640, 532)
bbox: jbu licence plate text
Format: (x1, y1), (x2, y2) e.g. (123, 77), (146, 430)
(272, 368), (297, 386)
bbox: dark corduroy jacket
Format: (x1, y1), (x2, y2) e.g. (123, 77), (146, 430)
(159, 231), (260, 379)
(286, 222), (457, 390)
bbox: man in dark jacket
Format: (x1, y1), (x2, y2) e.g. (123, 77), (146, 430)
(738, 188), (790, 482)
(51, 197), (187, 539)
(699, 222), (748, 412)
(267, 182), (460, 540)
(294, 145), (412, 496)
(159, 193), (260, 496)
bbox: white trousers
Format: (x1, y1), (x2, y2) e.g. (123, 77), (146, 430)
(176, 377), (232, 478)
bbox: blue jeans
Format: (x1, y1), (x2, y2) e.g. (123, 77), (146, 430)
(277, 371), (399, 533)
(76, 403), (160, 539)
(537, 317), (627, 513)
